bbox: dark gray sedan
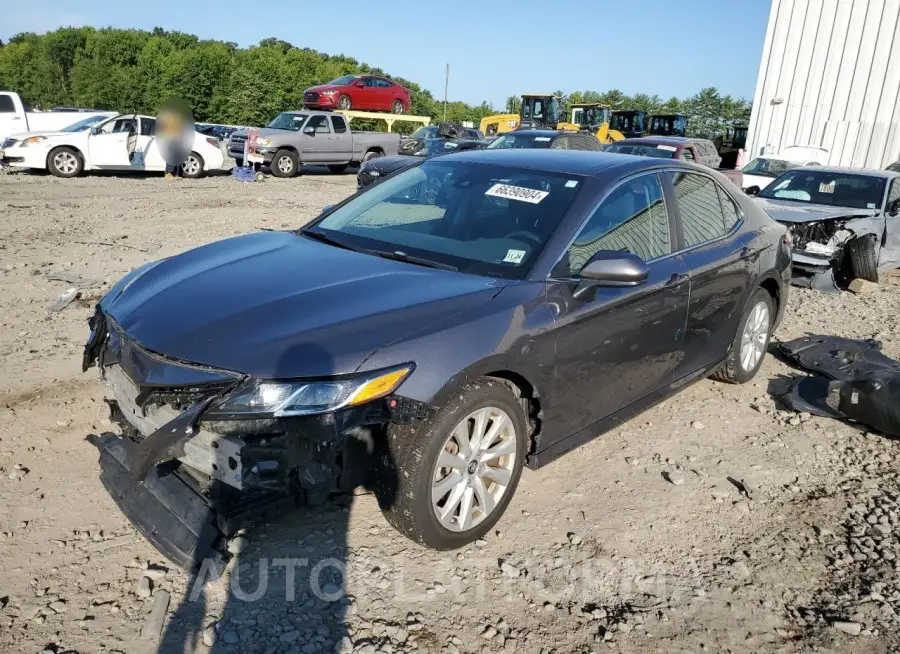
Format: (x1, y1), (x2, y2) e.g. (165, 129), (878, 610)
(84, 150), (791, 567)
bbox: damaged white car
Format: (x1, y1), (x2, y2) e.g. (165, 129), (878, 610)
(751, 167), (900, 290)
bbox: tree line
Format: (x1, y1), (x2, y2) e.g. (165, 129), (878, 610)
(0, 27), (750, 137)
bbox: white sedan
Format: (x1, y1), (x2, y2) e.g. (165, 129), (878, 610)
(0, 113), (225, 178)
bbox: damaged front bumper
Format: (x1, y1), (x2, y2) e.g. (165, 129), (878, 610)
(83, 309), (430, 569)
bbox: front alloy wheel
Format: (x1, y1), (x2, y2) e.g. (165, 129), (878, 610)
(431, 407), (518, 533)
(375, 377), (527, 550)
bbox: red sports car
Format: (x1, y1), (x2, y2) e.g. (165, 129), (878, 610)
(303, 75), (411, 114)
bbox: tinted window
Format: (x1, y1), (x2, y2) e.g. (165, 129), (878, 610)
(98, 117), (136, 134)
(888, 179), (900, 209)
(376, 78), (392, 88)
(717, 186), (739, 229)
(680, 148), (694, 162)
(550, 136), (569, 150)
(887, 161), (900, 173)
(606, 143), (675, 159)
(331, 116), (347, 133)
(487, 133), (554, 149)
(0, 95), (15, 113)
(314, 161), (584, 279)
(364, 78), (378, 88)
(329, 75), (359, 86)
(306, 115), (330, 133)
(758, 170), (886, 209)
(581, 135), (602, 151)
(563, 173), (670, 275)
(673, 173), (730, 247)
(140, 117), (156, 136)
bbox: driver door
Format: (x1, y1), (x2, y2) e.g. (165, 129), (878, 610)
(882, 179), (900, 270)
(88, 116), (136, 168)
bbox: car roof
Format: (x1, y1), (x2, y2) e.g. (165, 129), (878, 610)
(444, 149), (673, 177)
(616, 136), (703, 146)
(510, 129), (561, 137)
(790, 165), (900, 179)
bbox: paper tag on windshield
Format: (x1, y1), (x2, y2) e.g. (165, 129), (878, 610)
(503, 249), (526, 264)
(292, 116), (304, 122)
(485, 183), (549, 204)
(657, 145), (677, 151)
(534, 137), (552, 142)
(819, 181), (835, 193)
(444, 142), (459, 149)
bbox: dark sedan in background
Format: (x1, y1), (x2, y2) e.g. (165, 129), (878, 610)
(84, 150), (791, 568)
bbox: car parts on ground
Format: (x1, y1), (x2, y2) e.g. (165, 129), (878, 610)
(777, 335), (900, 438)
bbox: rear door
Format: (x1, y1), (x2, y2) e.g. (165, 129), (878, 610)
(547, 172), (690, 442)
(375, 78), (394, 110)
(329, 114), (353, 163)
(88, 115), (136, 168)
(669, 171), (758, 379)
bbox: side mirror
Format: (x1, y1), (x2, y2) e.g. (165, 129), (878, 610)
(573, 251), (649, 300)
(744, 185), (761, 196)
(90, 127), (99, 135)
(303, 126), (315, 135)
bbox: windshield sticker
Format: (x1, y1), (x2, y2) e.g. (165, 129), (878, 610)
(485, 183), (549, 204)
(503, 249), (526, 264)
(565, 180), (579, 188)
(819, 181), (835, 193)
(444, 142), (459, 149)
(534, 137), (552, 142)
(657, 145), (677, 152)
(292, 116), (304, 122)
(867, 202), (876, 209)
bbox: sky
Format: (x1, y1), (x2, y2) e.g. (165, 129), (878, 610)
(2, 0), (773, 108)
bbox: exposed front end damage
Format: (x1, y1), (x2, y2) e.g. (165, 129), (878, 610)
(777, 216), (883, 291)
(83, 309), (432, 570)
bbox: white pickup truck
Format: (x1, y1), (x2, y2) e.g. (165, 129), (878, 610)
(0, 91), (112, 144)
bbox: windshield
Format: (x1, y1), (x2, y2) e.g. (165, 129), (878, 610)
(267, 113), (308, 131)
(309, 160), (585, 279)
(741, 157), (796, 177)
(759, 170), (886, 209)
(328, 75), (359, 86)
(413, 139), (466, 157)
(409, 126), (438, 139)
(62, 115), (108, 132)
(487, 133), (553, 149)
(605, 143), (676, 159)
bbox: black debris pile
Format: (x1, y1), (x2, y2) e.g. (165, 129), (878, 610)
(777, 335), (900, 438)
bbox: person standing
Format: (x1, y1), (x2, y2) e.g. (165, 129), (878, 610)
(157, 99), (194, 181)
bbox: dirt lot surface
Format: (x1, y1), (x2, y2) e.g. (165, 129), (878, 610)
(1, 169), (899, 654)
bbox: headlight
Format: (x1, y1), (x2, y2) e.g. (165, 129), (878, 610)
(321, 90), (337, 96)
(209, 365), (413, 417)
(257, 137), (271, 147)
(21, 136), (46, 147)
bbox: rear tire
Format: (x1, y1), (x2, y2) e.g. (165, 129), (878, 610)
(271, 149), (298, 178)
(362, 149), (383, 163)
(711, 288), (774, 384)
(182, 152), (204, 179)
(328, 164), (348, 174)
(846, 235), (879, 283)
(375, 377), (527, 550)
(392, 100), (405, 114)
(47, 147), (83, 178)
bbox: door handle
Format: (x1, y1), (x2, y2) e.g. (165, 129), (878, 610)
(665, 273), (689, 288)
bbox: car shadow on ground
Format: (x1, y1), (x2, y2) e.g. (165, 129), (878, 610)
(156, 343), (398, 653)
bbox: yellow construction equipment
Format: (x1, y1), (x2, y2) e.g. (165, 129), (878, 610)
(559, 102), (628, 144)
(480, 94), (563, 135)
(608, 110), (649, 139)
(479, 113), (520, 137)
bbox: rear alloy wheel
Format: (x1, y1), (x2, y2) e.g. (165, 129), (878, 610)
(271, 149), (298, 178)
(362, 149), (383, 163)
(376, 377), (527, 550)
(48, 147), (83, 178)
(712, 288), (774, 384)
(392, 100), (405, 114)
(181, 152), (204, 179)
(338, 95), (352, 110)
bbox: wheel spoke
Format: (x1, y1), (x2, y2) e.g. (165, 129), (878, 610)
(481, 465), (512, 487)
(470, 409), (489, 451)
(480, 413), (508, 452)
(452, 422), (472, 458)
(480, 437), (516, 463)
(437, 450), (466, 471)
(457, 486), (475, 530)
(473, 475), (495, 517)
(432, 471), (463, 502)
(438, 481), (466, 523)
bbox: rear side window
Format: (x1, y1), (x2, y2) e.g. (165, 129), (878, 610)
(376, 78), (392, 88)
(680, 149), (694, 162)
(581, 135), (602, 151)
(550, 136), (569, 150)
(0, 95), (15, 113)
(717, 186), (740, 229)
(563, 173), (671, 274)
(674, 173), (732, 247)
(331, 116), (347, 133)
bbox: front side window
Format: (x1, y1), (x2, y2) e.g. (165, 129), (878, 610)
(758, 170), (886, 209)
(673, 173), (731, 247)
(364, 77), (378, 88)
(887, 179), (900, 213)
(310, 161), (585, 279)
(306, 115), (330, 134)
(98, 116), (136, 134)
(562, 173), (670, 276)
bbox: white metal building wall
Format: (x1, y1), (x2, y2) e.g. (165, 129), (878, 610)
(747, 0), (900, 168)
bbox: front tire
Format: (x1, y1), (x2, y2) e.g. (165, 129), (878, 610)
(846, 235), (879, 283)
(338, 95), (352, 110)
(182, 152), (204, 179)
(48, 147), (83, 178)
(271, 149), (298, 178)
(712, 288), (774, 384)
(392, 100), (405, 114)
(376, 377), (527, 550)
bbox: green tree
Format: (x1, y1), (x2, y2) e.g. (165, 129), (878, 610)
(504, 95), (521, 113)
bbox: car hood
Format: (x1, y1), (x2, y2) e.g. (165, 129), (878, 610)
(754, 198), (880, 223)
(100, 230), (505, 379)
(6, 129), (73, 141)
(305, 84), (344, 93)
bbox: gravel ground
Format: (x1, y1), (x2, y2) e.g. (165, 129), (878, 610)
(0, 168), (899, 654)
